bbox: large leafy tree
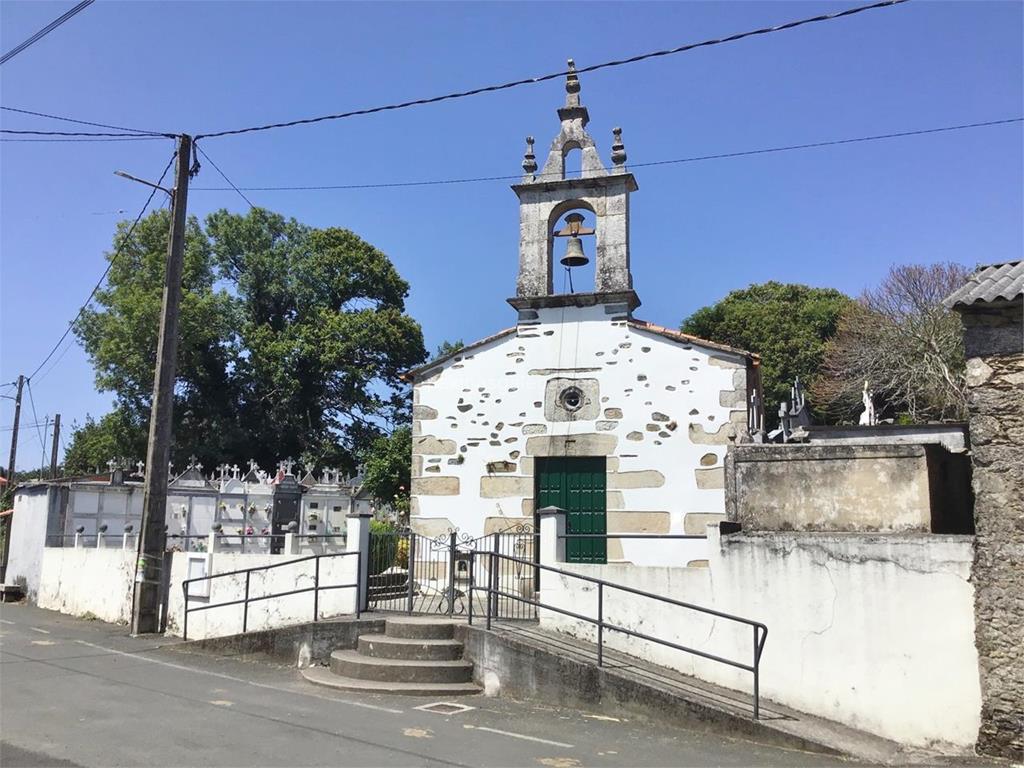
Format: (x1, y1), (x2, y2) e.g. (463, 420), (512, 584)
(70, 207), (426, 472)
(359, 426), (412, 516)
(681, 282), (852, 423)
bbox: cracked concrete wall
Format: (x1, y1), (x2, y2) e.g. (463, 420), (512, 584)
(539, 526), (980, 752)
(411, 302), (748, 566)
(961, 313), (1023, 759)
(36, 547), (137, 625)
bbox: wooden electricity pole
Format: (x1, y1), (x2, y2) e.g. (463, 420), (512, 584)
(131, 134), (192, 635)
(0, 374), (25, 582)
(49, 413), (61, 479)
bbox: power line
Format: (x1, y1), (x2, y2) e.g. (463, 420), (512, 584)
(0, 0), (95, 66)
(194, 144), (256, 209)
(189, 117), (1023, 193)
(0, 136), (168, 144)
(0, 105), (168, 136)
(194, 0), (909, 140)
(26, 151), (178, 381)
(25, 380), (45, 451)
(0, 128), (168, 138)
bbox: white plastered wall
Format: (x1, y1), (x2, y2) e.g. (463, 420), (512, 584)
(538, 524), (981, 751)
(411, 303), (748, 565)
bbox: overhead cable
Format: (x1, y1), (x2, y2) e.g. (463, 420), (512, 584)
(0, 105), (170, 136)
(193, 0), (910, 139)
(26, 151), (178, 381)
(0, 0), (95, 66)
(194, 144), (256, 209)
(190, 117), (1023, 193)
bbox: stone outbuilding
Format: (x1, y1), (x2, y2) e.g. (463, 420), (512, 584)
(944, 259), (1023, 759)
(405, 63), (760, 566)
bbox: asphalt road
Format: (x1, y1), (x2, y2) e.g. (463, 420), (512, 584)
(0, 603), (852, 768)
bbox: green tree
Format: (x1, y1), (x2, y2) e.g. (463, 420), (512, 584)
(359, 426), (412, 516)
(681, 282), (852, 422)
(70, 208), (426, 472)
(62, 410), (148, 475)
(432, 339), (465, 361)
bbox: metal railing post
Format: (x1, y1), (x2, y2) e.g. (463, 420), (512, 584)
(490, 532), (500, 620)
(597, 582), (604, 667)
(753, 626), (760, 719)
(313, 556), (320, 623)
(182, 582), (189, 641)
(355, 547), (362, 619)
(406, 533), (416, 614)
(467, 551), (475, 626)
(242, 571), (251, 633)
(447, 531), (456, 618)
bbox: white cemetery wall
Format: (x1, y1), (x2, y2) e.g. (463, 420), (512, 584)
(36, 546), (136, 625)
(6, 485), (53, 600)
(412, 303), (748, 566)
(165, 550), (359, 639)
(538, 524), (980, 752)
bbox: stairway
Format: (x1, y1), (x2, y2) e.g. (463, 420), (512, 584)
(301, 617), (482, 696)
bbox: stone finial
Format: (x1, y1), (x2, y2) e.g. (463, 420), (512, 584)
(611, 127), (627, 168)
(522, 136), (537, 177)
(565, 59), (580, 107)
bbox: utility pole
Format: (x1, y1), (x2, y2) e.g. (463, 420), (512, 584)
(1, 374), (25, 582)
(130, 134), (192, 635)
(49, 414), (61, 479)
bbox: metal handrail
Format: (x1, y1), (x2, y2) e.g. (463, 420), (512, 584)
(181, 550), (361, 641)
(557, 534), (707, 540)
(468, 550), (768, 719)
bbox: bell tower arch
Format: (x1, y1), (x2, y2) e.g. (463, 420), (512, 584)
(510, 60), (639, 313)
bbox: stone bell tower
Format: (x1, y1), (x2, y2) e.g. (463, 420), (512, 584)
(510, 59), (640, 312)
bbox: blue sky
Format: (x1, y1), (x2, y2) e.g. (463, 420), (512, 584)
(1, 1), (1021, 469)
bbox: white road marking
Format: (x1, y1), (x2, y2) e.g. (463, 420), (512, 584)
(0, 619), (16, 625)
(71, 640), (403, 714)
(463, 724), (574, 749)
(31, 640), (57, 646)
(29, 627), (51, 634)
(209, 700), (233, 707)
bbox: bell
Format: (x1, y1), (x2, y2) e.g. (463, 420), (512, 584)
(559, 235), (589, 268)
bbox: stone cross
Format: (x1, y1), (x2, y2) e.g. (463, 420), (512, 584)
(136, 460), (145, 476)
(282, 458), (295, 476)
(231, 464), (240, 479)
(107, 459), (118, 474)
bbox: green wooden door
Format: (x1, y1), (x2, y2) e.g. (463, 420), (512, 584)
(535, 456), (607, 564)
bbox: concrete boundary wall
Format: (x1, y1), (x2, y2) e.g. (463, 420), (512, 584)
(538, 521), (980, 752)
(36, 547), (136, 625)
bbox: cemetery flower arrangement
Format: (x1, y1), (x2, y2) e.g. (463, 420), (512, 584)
(245, 526), (255, 535)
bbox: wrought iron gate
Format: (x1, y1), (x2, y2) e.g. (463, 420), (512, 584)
(367, 524), (537, 620)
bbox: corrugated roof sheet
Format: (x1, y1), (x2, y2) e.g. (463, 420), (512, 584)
(944, 260), (1024, 308)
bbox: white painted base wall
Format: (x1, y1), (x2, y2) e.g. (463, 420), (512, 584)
(539, 525), (981, 752)
(165, 551), (358, 639)
(34, 546), (358, 641)
(36, 547), (137, 625)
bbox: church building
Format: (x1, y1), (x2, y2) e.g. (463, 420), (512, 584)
(405, 62), (760, 566)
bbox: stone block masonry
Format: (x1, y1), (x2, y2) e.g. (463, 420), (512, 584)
(965, 351), (1024, 760)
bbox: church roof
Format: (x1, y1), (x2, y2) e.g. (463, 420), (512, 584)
(403, 328), (517, 381)
(628, 319), (757, 360)
(943, 260), (1023, 308)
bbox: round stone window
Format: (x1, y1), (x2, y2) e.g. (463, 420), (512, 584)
(559, 386), (584, 412)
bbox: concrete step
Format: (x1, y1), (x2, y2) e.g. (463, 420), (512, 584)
(384, 617), (456, 640)
(301, 666), (482, 696)
(358, 634), (464, 661)
(330, 650), (473, 684)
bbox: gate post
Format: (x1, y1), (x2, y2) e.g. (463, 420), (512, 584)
(346, 511), (372, 613)
(448, 531), (457, 617)
(538, 506), (566, 565)
(406, 532), (416, 614)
